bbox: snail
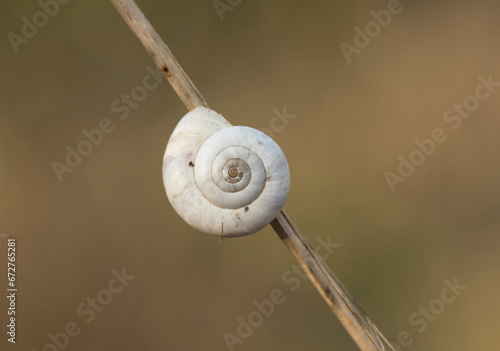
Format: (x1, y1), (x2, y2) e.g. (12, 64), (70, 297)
(162, 107), (290, 238)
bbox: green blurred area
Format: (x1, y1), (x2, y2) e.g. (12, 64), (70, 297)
(1, 0), (500, 350)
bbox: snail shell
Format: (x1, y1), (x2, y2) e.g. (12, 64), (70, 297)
(162, 107), (290, 237)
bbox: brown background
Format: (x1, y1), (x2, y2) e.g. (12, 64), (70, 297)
(1, 0), (499, 350)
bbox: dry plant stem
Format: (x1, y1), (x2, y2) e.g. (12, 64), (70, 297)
(110, 0), (208, 110)
(110, 0), (395, 350)
(271, 212), (395, 351)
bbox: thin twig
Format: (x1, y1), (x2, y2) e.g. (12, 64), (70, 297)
(110, 0), (207, 110)
(110, 1), (395, 350)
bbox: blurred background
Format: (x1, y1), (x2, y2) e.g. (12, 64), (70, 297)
(1, 0), (499, 350)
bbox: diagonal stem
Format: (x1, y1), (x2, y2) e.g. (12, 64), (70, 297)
(271, 212), (395, 350)
(110, 0), (395, 350)
(110, 0), (208, 110)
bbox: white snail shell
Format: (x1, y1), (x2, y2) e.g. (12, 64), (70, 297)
(162, 107), (290, 237)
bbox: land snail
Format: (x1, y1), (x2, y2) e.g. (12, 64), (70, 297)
(162, 107), (290, 238)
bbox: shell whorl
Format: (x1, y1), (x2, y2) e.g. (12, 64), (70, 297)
(163, 107), (290, 237)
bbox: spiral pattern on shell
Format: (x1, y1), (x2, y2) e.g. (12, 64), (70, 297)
(163, 107), (290, 237)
